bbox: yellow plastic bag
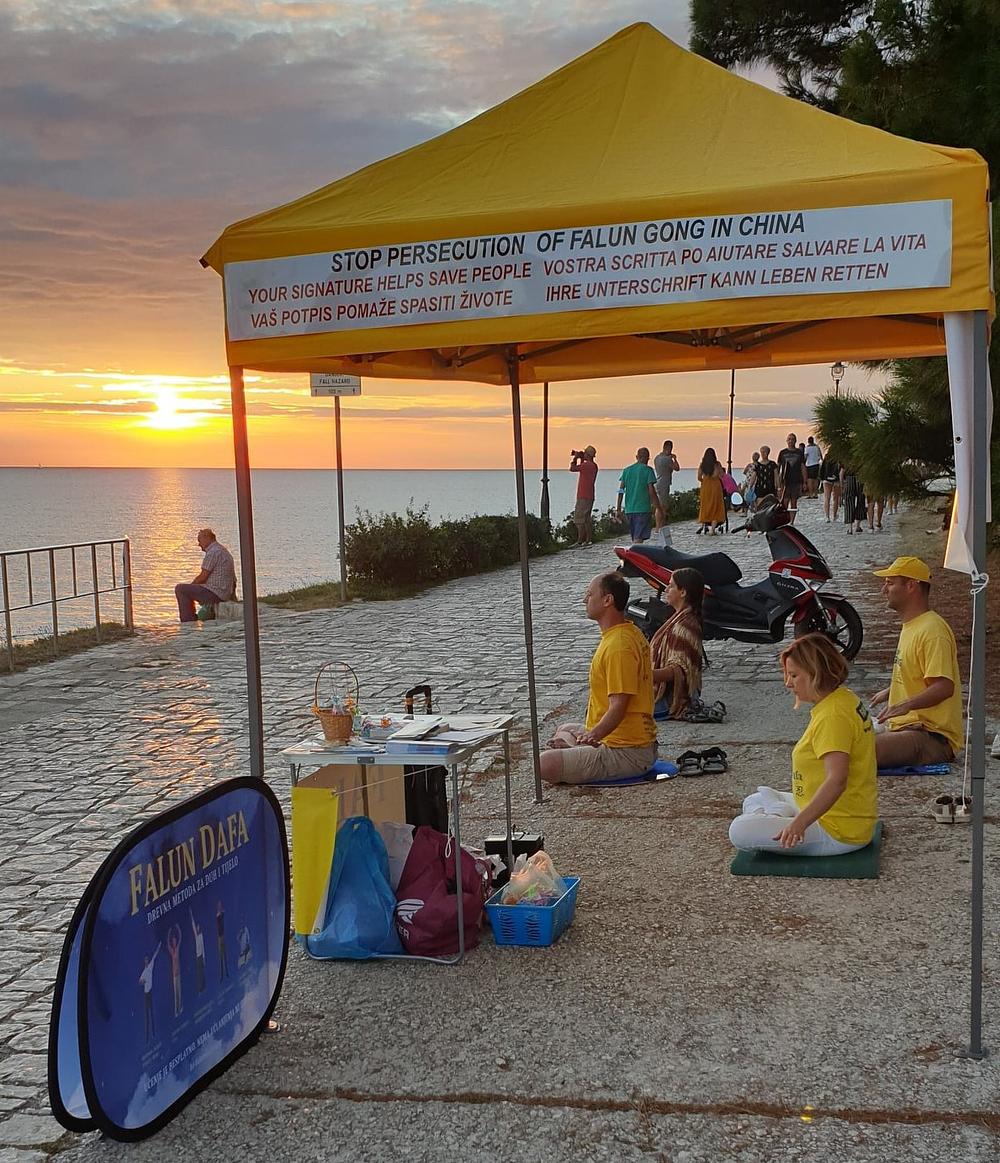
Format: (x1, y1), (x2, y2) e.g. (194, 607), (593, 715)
(291, 785), (340, 936)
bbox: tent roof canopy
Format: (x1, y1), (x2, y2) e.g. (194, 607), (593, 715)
(203, 22), (991, 384)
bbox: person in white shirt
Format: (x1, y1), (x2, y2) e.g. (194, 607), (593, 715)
(190, 908), (207, 993)
(238, 920), (252, 968)
(139, 942), (161, 1044)
(803, 436), (823, 499)
(174, 528), (236, 622)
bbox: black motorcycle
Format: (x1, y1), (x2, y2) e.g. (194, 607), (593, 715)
(614, 500), (863, 658)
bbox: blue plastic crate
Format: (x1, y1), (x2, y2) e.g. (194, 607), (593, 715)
(484, 876), (580, 947)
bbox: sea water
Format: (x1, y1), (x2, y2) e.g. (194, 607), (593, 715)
(0, 466), (698, 635)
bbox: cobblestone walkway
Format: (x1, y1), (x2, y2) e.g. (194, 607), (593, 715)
(0, 497), (949, 1154)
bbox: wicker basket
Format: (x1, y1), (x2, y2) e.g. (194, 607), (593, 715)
(311, 662), (360, 744)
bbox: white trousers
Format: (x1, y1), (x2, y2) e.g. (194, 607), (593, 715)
(728, 787), (866, 857)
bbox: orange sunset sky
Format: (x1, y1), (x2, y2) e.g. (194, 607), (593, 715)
(0, 1), (876, 471)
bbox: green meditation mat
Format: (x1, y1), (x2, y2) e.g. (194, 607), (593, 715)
(730, 822), (882, 880)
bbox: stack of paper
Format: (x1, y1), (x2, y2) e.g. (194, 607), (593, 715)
(387, 716), (444, 740)
(383, 725), (502, 755)
(432, 728), (499, 744)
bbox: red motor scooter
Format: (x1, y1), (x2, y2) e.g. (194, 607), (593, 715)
(614, 498), (863, 658)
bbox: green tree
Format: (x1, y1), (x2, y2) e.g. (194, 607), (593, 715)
(813, 378), (949, 501)
(689, 1), (868, 109)
(691, 1), (1000, 178)
(691, 0), (1000, 519)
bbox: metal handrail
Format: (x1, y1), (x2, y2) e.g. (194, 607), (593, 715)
(1, 538), (134, 672)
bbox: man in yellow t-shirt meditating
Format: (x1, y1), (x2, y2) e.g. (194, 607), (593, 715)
(541, 572), (658, 784)
(870, 556), (963, 767)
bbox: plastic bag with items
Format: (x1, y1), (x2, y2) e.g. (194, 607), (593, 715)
(501, 850), (567, 906)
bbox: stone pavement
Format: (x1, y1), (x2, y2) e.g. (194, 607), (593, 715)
(0, 497), (997, 1162)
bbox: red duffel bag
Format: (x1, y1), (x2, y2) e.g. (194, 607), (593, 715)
(394, 826), (492, 956)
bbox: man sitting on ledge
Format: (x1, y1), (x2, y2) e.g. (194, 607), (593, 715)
(541, 572), (657, 784)
(175, 528), (236, 623)
(869, 556), (963, 766)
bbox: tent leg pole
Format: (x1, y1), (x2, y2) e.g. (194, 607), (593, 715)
(230, 366), (265, 782)
(508, 352), (544, 803)
(965, 308), (989, 1059)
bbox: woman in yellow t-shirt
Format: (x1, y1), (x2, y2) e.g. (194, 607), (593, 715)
(729, 634), (878, 856)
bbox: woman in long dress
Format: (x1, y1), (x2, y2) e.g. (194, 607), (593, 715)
(840, 465), (866, 534)
(696, 447), (726, 534)
(649, 568), (704, 719)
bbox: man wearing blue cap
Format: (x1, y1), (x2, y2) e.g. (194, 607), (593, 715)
(870, 557), (962, 766)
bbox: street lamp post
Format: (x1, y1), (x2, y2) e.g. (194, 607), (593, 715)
(726, 368), (735, 474)
(540, 381), (550, 525)
(830, 360), (845, 398)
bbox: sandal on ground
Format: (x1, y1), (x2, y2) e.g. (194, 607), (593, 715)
(676, 750), (704, 777)
(700, 746), (729, 774)
(681, 696), (722, 724)
(954, 795), (973, 822)
(932, 794), (955, 823)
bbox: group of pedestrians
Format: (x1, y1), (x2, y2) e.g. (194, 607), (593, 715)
(741, 435), (897, 535)
(571, 441), (682, 546)
(569, 432), (898, 546)
(613, 441), (682, 543)
(739, 434), (819, 524)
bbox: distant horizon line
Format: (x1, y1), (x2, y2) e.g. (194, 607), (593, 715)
(0, 463), (705, 473)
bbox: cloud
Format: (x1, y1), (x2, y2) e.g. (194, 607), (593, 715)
(0, 397), (157, 413)
(0, 352), (844, 428)
(1, 1), (685, 201)
(0, 1), (690, 386)
(0, 1), (843, 467)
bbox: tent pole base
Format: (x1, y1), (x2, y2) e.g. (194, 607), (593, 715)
(953, 1048), (989, 1062)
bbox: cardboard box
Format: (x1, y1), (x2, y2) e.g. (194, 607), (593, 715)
(300, 763), (407, 826)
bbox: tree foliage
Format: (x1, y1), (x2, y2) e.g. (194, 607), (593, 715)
(689, 1), (868, 108)
(813, 378), (951, 500)
(691, 1), (1000, 181)
(691, 0), (1000, 518)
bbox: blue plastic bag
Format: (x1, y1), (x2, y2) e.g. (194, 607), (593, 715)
(305, 816), (404, 960)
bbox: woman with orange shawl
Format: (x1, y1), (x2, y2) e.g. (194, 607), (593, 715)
(649, 567), (704, 719)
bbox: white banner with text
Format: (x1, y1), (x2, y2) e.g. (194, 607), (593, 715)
(224, 200), (953, 342)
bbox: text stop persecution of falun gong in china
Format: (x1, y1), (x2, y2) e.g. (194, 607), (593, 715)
(224, 199), (952, 341)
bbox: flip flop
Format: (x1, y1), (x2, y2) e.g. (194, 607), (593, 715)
(706, 700), (726, 723)
(676, 750), (704, 777)
(700, 746), (729, 774)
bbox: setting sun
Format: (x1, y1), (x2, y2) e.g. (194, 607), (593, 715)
(147, 386), (192, 431)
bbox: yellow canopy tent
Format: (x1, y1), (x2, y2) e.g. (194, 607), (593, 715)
(203, 22), (992, 1052)
(202, 20), (989, 377)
